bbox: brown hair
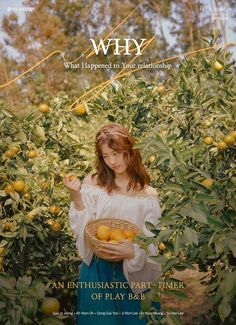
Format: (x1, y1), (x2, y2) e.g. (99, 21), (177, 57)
(92, 123), (150, 194)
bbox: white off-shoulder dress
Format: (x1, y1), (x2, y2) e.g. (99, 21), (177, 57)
(69, 182), (162, 294)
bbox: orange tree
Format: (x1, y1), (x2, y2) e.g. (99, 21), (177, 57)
(0, 97), (109, 324)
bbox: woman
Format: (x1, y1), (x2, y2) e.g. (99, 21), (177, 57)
(64, 123), (162, 325)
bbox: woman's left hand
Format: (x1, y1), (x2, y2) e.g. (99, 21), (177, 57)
(97, 239), (135, 261)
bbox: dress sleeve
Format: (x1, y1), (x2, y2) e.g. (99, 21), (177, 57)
(123, 197), (162, 293)
(68, 184), (97, 265)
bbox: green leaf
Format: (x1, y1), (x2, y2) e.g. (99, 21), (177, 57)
(35, 125), (46, 140)
(144, 221), (158, 235)
(41, 317), (64, 325)
(149, 255), (168, 263)
(16, 276), (32, 291)
(0, 301), (6, 308)
(174, 234), (180, 256)
(53, 253), (62, 267)
(215, 237), (225, 254)
(183, 227), (198, 245)
(159, 229), (172, 241)
(32, 251), (45, 257)
(218, 299), (231, 321)
(0, 275), (16, 290)
(16, 130), (27, 143)
(180, 202), (209, 224)
(164, 184), (185, 193)
(9, 305), (22, 325)
(162, 258), (179, 273)
(164, 289), (188, 299)
(179, 261), (196, 270)
(220, 271), (236, 296)
(4, 198), (12, 206)
(207, 215), (225, 230)
(19, 226), (28, 242)
(21, 298), (37, 318)
(195, 192), (217, 201)
(174, 170), (190, 192)
(37, 231), (45, 242)
(25, 281), (46, 299)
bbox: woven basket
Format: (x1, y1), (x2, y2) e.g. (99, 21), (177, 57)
(85, 218), (140, 261)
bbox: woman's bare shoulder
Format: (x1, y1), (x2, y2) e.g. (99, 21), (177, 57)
(144, 185), (159, 197)
(82, 173), (98, 186)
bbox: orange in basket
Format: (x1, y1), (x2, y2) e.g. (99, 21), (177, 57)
(85, 218), (140, 260)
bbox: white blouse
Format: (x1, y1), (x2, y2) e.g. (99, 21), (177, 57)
(69, 183), (162, 294)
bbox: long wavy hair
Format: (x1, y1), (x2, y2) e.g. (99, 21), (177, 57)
(92, 123), (150, 194)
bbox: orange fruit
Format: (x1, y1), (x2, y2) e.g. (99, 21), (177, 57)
(109, 228), (122, 240)
(4, 150), (15, 158)
(229, 131), (236, 139)
(204, 120), (212, 127)
(47, 219), (55, 226)
(24, 193), (31, 200)
(204, 136), (213, 145)
(69, 175), (76, 181)
(159, 242), (166, 251)
(223, 135), (235, 145)
(111, 232), (126, 241)
(156, 85), (165, 94)
(149, 155), (155, 162)
(213, 61), (223, 71)
(123, 229), (136, 239)
(96, 225), (111, 241)
(41, 297), (60, 315)
(27, 150), (37, 158)
(49, 205), (61, 214)
(201, 178), (213, 188)
(23, 184), (29, 194)
(216, 142), (227, 150)
(12, 180), (25, 192)
(27, 212), (35, 220)
(4, 221), (13, 230)
(4, 184), (15, 195)
(38, 103), (50, 113)
(12, 146), (20, 153)
(74, 103), (87, 115)
(51, 222), (61, 232)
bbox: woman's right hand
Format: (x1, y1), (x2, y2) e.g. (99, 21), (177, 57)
(63, 174), (81, 197)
